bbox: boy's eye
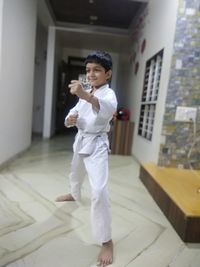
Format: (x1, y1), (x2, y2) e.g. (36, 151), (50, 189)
(86, 69), (92, 73)
(86, 68), (104, 73)
(87, 69), (101, 72)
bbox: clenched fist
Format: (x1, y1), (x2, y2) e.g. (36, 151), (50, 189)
(68, 80), (87, 99)
(68, 80), (100, 111)
(66, 113), (78, 127)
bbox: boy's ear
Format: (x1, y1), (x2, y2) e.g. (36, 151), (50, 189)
(106, 70), (112, 80)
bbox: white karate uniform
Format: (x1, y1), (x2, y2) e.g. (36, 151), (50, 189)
(65, 84), (117, 243)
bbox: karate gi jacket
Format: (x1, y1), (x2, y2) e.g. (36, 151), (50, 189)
(65, 84), (117, 155)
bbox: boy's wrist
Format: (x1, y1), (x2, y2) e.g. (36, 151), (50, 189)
(86, 93), (100, 111)
(85, 92), (93, 103)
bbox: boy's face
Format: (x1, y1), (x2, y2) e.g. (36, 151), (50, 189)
(85, 62), (112, 88)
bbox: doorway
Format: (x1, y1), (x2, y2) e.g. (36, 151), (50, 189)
(32, 19), (48, 137)
(55, 56), (86, 134)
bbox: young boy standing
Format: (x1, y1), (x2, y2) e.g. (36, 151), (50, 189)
(56, 51), (117, 267)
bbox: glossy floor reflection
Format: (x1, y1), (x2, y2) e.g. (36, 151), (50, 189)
(0, 134), (200, 267)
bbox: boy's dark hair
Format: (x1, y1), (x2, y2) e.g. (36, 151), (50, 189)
(85, 51), (112, 71)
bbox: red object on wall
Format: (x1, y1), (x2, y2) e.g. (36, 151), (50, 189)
(117, 107), (130, 121)
(141, 39), (146, 53)
(135, 61), (139, 74)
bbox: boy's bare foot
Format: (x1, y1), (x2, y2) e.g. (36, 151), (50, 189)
(55, 194), (75, 202)
(96, 240), (113, 267)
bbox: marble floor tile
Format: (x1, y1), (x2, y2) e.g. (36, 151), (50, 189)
(0, 134), (200, 267)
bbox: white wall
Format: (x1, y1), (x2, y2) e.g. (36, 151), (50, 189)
(0, 0), (37, 165)
(43, 26), (56, 138)
(51, 36), (63, 135)
(0, 0), (3, 75)
(37, 0), (54, 28)
(126, 0), (179, 163)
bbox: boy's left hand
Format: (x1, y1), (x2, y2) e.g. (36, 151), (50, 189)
(68, 80), (87, 99)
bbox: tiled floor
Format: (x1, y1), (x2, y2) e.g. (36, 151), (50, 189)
(0, 134), (200, 267)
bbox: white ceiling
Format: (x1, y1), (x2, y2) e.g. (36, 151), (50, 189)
(56, 27), (131, 53)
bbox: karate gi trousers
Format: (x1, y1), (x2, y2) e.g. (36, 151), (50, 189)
(69, 131), (112, 243)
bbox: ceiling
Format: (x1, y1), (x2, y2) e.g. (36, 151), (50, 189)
(46, 0), (147, 30)
(56, 29), (131, 53)
(44, 0), (148, 53)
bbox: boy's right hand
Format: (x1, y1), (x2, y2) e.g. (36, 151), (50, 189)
(66, 114), (78, 126)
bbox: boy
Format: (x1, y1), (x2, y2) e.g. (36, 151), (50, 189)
(56, 51), (117, 267)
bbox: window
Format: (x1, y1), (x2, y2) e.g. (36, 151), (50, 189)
(138, 49), (164, 141)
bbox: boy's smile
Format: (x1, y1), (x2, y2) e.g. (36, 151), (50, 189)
(86, 63), (112, 89)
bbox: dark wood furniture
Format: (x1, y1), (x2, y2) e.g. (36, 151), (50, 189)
(111, 120), (134, 155)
